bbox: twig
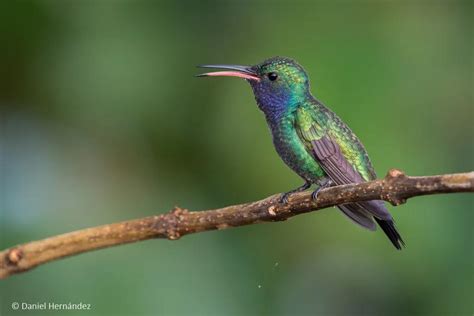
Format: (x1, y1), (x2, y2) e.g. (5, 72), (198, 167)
(1, 169), (473, 279)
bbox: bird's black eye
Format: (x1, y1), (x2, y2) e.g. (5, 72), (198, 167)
(267, 72), (278, 81)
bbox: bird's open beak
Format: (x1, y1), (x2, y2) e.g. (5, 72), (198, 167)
(196, 64), (260, 82)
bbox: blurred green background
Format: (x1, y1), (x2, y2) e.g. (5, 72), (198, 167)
(1, 1), (473, 315)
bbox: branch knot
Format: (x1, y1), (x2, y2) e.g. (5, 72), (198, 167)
(382, 169), (408, 206)
(5, 248), (23, 266)
(159, 206), (189, 240)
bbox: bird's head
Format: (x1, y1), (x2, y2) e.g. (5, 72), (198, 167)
(197, 56), (311, 115)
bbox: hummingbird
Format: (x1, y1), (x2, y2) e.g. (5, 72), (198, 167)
(197, 56), (404, 249)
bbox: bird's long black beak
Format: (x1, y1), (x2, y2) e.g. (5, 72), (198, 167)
(196, 64), (260, 81)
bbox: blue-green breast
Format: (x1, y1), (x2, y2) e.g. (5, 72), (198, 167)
(266, 112), (326, 182)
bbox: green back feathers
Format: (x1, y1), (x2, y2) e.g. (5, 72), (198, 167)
(295, 102), (376, 182)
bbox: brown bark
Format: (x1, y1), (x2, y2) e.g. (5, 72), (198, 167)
(1, 169), (473, 280)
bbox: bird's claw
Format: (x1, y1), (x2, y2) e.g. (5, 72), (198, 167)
(279, 181), (311, 204)
(311, 188), (322, 201)
(311, 179), (332, 201)
(279, 193), (290, 204)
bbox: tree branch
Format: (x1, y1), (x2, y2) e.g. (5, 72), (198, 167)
(1, 169), (473, 279)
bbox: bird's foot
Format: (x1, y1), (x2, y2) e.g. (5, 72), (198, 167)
(279, 193), (291, 204)
(311, 179), (333, 201)
(279, 181), (311, 204)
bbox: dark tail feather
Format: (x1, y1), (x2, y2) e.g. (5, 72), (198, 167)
(338, 204), (376, 231)
(375, 218), (405, 250)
